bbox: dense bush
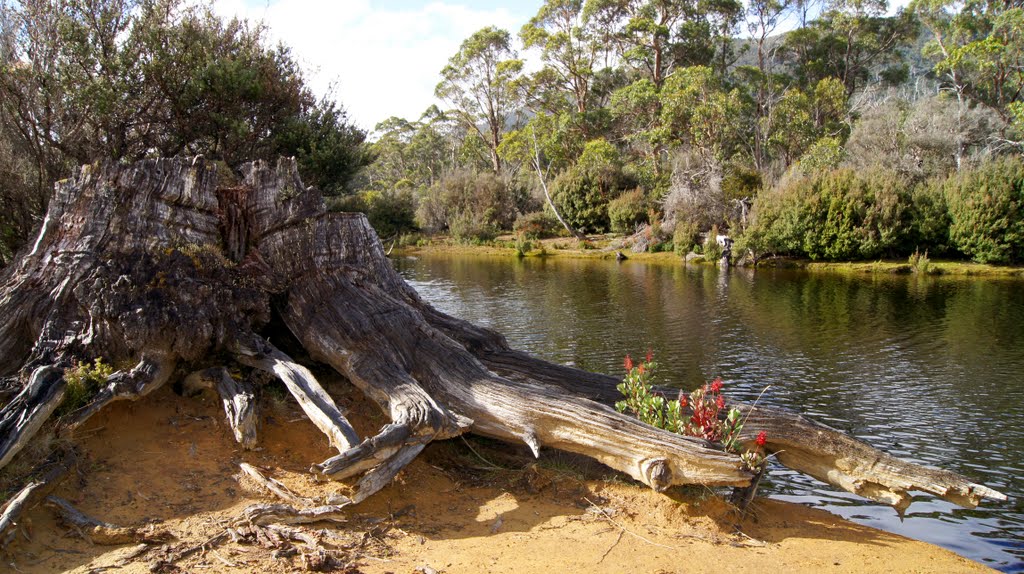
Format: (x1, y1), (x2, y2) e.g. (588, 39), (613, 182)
(942, 157), (1024, 264)
(673, 220), (700, 255)
(742, 168), (914, 260)
(908, 178), (952, 255)
(608, 189), (648, 233)
(415, 170), (522, 240)
(551, 169), (611, 233)
(550, 139), (625, 234)
(513, 211), (561, 239)
(330, 189), (417, 238)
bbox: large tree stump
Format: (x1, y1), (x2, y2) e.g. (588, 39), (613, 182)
(0, 157), (1005, 525)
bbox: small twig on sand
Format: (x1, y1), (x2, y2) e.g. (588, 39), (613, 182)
(599, 529), (625, 563)
(583, 497), (678, 552)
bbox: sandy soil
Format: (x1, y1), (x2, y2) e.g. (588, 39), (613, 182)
(1, 376), (994, 574)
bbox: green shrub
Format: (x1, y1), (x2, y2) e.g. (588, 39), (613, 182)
(60, 358), (114, 416)
(909, 178), (952, 255)
(330, 189), (417, 238)
(703, 224), (724, 260)
(673, 220), (700, 256)
(943, 156), (1024, 264)
(551, 168), (611, 234)
(513, 211), (560, 239)
(909, 248), (931, 274)
(607, 189), (648, 233)
(741, 168), (913, 261)
(514, 233), (533, 257)
(417, 170), (519, 240)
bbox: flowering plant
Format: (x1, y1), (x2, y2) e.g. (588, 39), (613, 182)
(616, 353), (769, 473)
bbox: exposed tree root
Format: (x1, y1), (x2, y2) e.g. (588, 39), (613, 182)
(234, 334), (359, 452)
(0, 365), (66, 469)
(0, 447), (77, 548)
(45, 496), (170, 545)
(61, 352), (177, 434)
(184, 368), (259, 449)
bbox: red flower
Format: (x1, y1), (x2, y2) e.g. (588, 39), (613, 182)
(624, 354), (633, 371)
(710, 378), (723, 393)
(756, 431), (768, 447)
(679, 393), (688, 408)
(645, 348), (653, 363)
(637, 364), (645, 374)
(716, 395), (725, 410)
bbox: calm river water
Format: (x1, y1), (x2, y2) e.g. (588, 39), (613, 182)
(394, 253), (1024, 572)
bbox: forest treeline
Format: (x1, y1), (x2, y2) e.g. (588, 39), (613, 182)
(355, 0), (1024, 264)
(1, 0), (1022, 265)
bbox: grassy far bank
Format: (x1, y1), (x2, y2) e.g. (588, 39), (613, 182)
(392, 233), (1024, 279)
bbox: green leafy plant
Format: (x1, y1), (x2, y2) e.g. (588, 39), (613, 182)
(60, 358), (114, 416)
(615, 353), (768, 473)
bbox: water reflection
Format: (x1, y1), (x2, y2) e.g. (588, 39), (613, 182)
(395, 254), (1024, 571)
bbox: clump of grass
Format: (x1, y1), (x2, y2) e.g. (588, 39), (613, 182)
(60, 358), (113, 416)
(514, 233), (533, 258)
(909, 248), (931, 275)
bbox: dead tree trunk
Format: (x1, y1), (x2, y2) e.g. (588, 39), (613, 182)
(0, 157), (1005, 523)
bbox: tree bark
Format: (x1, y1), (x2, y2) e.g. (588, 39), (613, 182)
(0, 156), (1005, 525)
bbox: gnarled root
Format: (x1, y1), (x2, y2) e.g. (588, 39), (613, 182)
(233, 334), (359, 452)
(184, 368), (259, 449)
(270, 238), (748, 496)
(0, 365), (66, 471)
(61, 351), (177, 434)
(45, 496), (169, 545)
(0, 447), (77, 547)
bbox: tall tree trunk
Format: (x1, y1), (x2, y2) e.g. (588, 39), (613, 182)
(0, 157), (1005, 530)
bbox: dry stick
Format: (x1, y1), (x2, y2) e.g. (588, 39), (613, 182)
(235, 503), (350, 527)
(583, 497), (678, 552)
(153, 532), (230, 569)
(599, 529), (625, 563)
(239, 463), (317, 506)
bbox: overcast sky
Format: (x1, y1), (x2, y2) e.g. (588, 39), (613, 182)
(211, 0), (543, 133)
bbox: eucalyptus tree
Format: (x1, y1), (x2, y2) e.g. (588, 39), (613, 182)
(781, 0), (917, 96)
(583, 0), (742, 87)
(521, 0), (606, 116)
(435, 26), (524, 174)
(912, 0), (1024, 150)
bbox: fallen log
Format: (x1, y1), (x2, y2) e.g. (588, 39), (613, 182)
(0, 157), (1004, 545)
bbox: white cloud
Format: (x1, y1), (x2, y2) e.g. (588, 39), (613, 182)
(211, 0), (535, 132)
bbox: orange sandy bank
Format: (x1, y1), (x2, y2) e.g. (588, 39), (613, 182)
(3, 379), (993, 574)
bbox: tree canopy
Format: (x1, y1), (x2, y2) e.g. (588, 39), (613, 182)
(0, 0), (370, 262)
